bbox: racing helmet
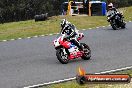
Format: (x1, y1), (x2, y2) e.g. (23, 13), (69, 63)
(108, 3), (113, 10)
(60, 19), (69, 29)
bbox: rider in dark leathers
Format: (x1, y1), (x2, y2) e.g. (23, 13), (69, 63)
(107, 3), (123, 22)
(60, 19), (83, 52)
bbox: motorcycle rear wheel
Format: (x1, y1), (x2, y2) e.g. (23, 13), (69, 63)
(81, 43), (91, 60)
(121, 22), (126, 29)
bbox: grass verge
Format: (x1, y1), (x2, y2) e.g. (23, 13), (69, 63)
(40, 69), (132, 88)
(0, 6), (132, 41)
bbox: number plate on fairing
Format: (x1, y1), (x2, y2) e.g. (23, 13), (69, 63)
(68, 46), (79, 53)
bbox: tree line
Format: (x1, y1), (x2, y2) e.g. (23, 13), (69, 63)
(106, 0), (132, 7)
(0, 0), (63, 23)
(0, 0), (131, 23)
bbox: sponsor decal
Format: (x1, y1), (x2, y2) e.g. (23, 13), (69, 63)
(76, 67), (131, 84)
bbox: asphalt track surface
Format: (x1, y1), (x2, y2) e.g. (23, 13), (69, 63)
(0, 22), (132, 88)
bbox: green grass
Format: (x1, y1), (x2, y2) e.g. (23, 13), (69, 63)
(0, 6), (132, 41)
(40, 69), (132, 88)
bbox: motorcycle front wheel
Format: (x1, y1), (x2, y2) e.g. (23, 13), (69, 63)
(111, 20), (119, 30)
(56, 48), (69, 64)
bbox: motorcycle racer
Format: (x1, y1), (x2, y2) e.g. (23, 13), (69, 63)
(53, 19), (91, 64)
(60, 19), (83, 52)
(107, 3), (122, 22)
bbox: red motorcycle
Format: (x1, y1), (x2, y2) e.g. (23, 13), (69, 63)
(53, 33), (91, 64)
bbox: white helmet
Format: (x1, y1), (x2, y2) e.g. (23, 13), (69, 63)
(60, 19), (69, 28)
(108, 3), (113, 9)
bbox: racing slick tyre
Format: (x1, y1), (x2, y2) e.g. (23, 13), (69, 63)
(112, 24), (119, 30)
(81, 43), (91, 60)
(110, 20), (119, 30)
(56, 48), (69, 64)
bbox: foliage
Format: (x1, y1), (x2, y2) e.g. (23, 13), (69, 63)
(0, 0), (131, 23)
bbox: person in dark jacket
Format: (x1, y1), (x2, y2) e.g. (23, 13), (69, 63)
(60, 19), (83, 51)
(107, 3), (122, 22)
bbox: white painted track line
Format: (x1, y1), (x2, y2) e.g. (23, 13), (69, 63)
(1, 21), (132, 43)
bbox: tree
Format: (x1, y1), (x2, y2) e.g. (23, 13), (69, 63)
(0, 0), (131, 23)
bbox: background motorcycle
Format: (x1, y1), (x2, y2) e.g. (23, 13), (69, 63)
(53, 33), (91, 64)
(107, 12), (126, 30)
